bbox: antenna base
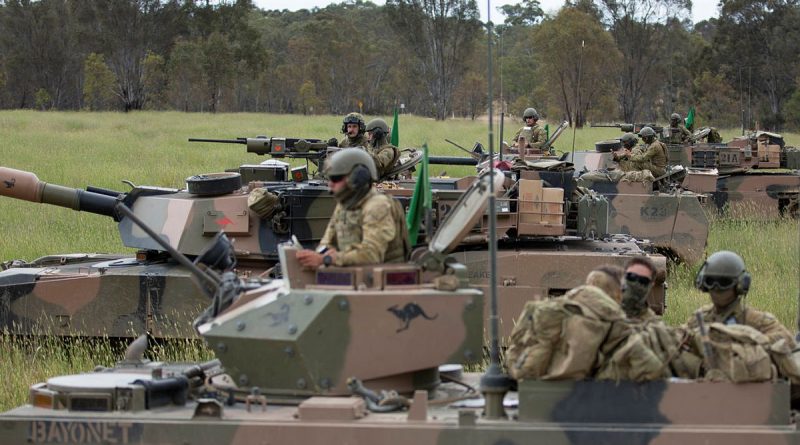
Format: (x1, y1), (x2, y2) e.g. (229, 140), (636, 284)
(480, 363), (512, 420)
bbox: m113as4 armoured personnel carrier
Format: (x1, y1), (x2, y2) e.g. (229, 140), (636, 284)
(0, 170), (794, 445)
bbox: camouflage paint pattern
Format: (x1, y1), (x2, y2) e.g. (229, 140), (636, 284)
(1, 165), (669, 338)
(0, 221), (791, 445)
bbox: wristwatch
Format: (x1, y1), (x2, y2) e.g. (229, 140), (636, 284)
(322, 254), (333, 267)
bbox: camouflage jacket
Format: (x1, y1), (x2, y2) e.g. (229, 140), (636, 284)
(319, 188), (407, 266)
(686, 301), (796, 346)
(369, 142), (400, 180)
(513, 124), (545, 149)
(627, 140), (667, 177)
(339, 133), (369, 149)
(628, 307), (660, 324)
(666, 125), (693, 144)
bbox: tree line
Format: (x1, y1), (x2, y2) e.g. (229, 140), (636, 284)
(1, 0), (799, 130)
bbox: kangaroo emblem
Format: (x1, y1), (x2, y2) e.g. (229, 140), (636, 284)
(3, 178), (14, 189)
(387, 303), (438, 333)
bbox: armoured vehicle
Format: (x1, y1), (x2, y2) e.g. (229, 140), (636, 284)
(591, 124), (800, 218)
(427, 145), (709, 265)
(0, 170), (795, 445)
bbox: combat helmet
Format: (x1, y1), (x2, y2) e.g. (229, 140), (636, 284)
(365, 118), (390, 141)
(670, 113), (681, 123)
(324, 147), (378, 182)
(638, 126), (656, 142)
(341, 112), (366, 134)
(523, 108), (539, 120)
(695, 250), (751, 295)
(620, 132), (638, 148)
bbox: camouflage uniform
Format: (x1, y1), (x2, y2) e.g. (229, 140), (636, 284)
(513, 124), (546, 150)
(319, 188), (407, 266)
(339, 133), (369, 148)
(667, 124), (693, 144)
(687, 301), (795, 346)
(628, 307), (660, 324)
(369, 142), (399, 180)
(626, 140), (668, 177)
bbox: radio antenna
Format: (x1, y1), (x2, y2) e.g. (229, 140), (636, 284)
(479, 0), (511, 420)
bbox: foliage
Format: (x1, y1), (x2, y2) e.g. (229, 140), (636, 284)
(33, 88), (52, 111)
(0, 1), (799, 129)
(83, 53), (117, 111)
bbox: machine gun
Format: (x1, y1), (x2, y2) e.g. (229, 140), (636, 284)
(591, 123), (665, 134)
(188, 136), (330, 158)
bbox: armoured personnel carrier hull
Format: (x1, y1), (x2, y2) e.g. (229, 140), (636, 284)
(1, 376), (791, 445)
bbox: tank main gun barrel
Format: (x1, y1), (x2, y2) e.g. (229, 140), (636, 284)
(0, 167), (119, 219)
(428, 156), (479, 166)
(189, 136), (329, 157)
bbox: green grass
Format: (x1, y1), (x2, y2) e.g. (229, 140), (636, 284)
(0, 110), (798, 412)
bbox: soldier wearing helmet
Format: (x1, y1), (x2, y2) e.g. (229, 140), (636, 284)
(512, 108), (546, 151)
(364, 118), (400, 180)
(614, 126), (667, 177)
(686, 250), (794, 345)
(667, 112), (693, 144)
(296, 148), (408, 268)
(339, 112), (369, 148)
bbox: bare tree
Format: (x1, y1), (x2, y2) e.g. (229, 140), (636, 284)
(596, 0), (691, 122)
(386, 0), (481, 120)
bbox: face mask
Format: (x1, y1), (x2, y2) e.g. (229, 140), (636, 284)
(620, 278), (652, 317)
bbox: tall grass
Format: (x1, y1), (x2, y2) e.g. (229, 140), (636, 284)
(1, 110), (798, 411)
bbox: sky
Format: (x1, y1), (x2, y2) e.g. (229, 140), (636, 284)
(253, 0), (721, 24)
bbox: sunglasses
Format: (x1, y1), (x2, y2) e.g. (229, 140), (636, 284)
(700, 275), (736, 290)
(328, 175), (346, 183)
(625, 272), (652, 287)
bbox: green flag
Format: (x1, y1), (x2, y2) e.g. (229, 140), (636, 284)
(406, 144), (431, 245)
(544, 123), (550, 141)
(685, 106), (695, 131)
(391, 107), (399, 146)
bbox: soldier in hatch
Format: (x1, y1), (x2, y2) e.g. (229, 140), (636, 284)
(614, 132), (640, 171)
(364, 118), (400, 180)
(620, 256), (660, 322)
(512, 107), (546, 151)
(614, 126), (667, 177)
(339, 112), (369, 148)
(296, 148), (408, 268)
(687, 250), (795, 346)
(667, 112), (693, 144)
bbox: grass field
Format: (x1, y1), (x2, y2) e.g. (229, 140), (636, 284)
(0, 110), (798, 411)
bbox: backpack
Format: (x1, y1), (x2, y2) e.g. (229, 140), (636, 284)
(506, 285), (625, 380)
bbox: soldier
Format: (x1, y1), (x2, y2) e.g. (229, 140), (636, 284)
(687, 250), (795, 345)
(296, 148), (408, 268)
(620, 256), (660, 322)
(513, 108), (546, 151)
(614, 132), (641, 171)
(667, 112), (693, 144)
(614, 126), (667, 177)
(365, 118), (400, 180)
(339, 112), (369, 148)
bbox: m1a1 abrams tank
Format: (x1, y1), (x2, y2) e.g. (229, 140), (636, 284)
(0, 134), (666, 339)
(0, 170), (793, 445)
(426, 147), (708, 266)
(592, 123), (800, 218)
